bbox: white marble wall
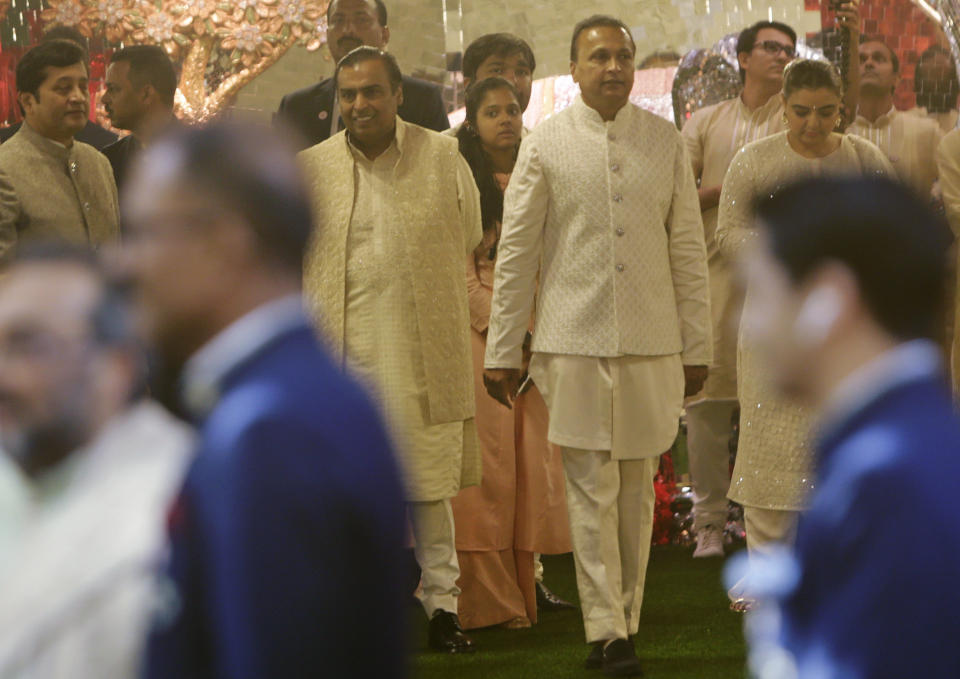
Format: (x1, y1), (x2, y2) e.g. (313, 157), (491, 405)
(229, 0), (821, 122)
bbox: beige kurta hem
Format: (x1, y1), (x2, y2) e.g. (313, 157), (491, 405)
(529, 353), (683, 460)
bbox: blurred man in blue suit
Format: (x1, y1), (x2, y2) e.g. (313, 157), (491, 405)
(122, 123), (408, 679)
(734, 177), (960, 678)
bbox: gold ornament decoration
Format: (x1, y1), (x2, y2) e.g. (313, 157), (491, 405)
(36, 0), (331, 124)
(85, 0), (138, 43)
(40, 0), (93, 36)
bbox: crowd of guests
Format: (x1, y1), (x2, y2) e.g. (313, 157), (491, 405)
(0, 0), (959, 677)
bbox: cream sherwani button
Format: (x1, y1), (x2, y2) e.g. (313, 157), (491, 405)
(616, 263), (624, 272)
(615, 228), (625, 236)
(610, 163), (620, 172)
(612, 193), (622, 202)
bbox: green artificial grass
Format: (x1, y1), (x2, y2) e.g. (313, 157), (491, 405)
(410, 547), (746, 679)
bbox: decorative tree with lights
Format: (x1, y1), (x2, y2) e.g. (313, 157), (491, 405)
(0, 0), (330, 123)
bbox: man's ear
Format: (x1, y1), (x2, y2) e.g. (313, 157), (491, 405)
(139, 84), (156, 106)
(381, 25), (390, 48)
(396, 83), (403, 107)
(738, 50), (750, 74)
(17, 91), (35, 115)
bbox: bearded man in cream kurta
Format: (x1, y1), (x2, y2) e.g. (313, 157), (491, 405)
(300, 47), (482, 654)
(484, 16), (711, 674)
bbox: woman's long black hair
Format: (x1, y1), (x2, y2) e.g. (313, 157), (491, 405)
(456, 77), (521, 247)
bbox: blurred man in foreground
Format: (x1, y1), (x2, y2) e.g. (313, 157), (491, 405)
(125, 123), (408, 678)
(0, 245), (191, 678)
(735, 177), (960, 678)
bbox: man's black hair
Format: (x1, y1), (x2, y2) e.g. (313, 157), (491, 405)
(756, 177), (951, 341)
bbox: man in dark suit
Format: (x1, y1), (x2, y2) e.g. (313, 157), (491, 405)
(733, 177), (960, 678)
(274, 0), (448, 150)
(122, 123), (408, 679)
(100, 45), (178, 197)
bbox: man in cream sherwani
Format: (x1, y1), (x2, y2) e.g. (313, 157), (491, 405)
(299, 46), (482, 654)
(484, 15), (711, 677)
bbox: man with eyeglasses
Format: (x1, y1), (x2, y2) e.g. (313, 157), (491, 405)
(274, 0), (449, 151)
(680, 19), (799, 561)
(849, 36), (941, 199)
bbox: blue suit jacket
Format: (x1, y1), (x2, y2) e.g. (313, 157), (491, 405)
(144, 322), (407, 679)
(778, 372), (960, 677)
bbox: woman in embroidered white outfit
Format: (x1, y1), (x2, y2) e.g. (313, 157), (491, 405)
(717, 60), (892, 605)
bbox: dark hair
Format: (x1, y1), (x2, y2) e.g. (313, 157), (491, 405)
(110, 45), (178, 108)
(736, 21), (797, 83)
(859, 35), (899, 74)
(146, 123), (313, 276)
(326, 0), (387, 26)
(16, 40), (88, 99)
(782, 58), (843, 99)
(41, 24), (89, 54)
(335, 46), (402, 92)
(456, 78), (520, 245)
(756, 177), (951, 341)
(918, 44), (953, 66)
(570, 15), (635, 62)
(915, 45), (960, 108)
(462, 33), (536, 81)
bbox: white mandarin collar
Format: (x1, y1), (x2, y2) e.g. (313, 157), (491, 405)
(182, 294), (306, 417)
(346, 118), (404, 163)
(572, 95), (634, 130)
(854, 106), (897, 129)
(738, 93), (783, 119)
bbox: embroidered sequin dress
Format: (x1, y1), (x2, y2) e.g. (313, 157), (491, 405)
(717, 131), (892, 510)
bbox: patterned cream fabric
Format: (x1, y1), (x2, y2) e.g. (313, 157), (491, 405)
(485, 95), (712, 369)
(682, 95), (786, 400)
(300, 121), (483, 501)
(717, 131), (893, 510)
(848, 107), (942, 197)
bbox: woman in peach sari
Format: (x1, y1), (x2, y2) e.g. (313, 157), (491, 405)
(452, 77), (572, 630)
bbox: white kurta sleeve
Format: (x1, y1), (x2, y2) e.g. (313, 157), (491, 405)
(484, 137), (548, 370)
(456, 153), (483, 254)
(667, 136), (712, 365)
(716, 146), (758, 258)
(938, 129), (960, 237)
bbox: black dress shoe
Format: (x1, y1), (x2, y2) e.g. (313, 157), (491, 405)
(536, 581), (577, 611)
(585, 642), (604, 670)
(428, 611), (475, 654)
(601, 638), (643, 677)
(586, 636), (634, 670)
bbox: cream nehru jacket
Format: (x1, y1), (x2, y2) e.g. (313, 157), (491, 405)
(485, 96), (712, 369)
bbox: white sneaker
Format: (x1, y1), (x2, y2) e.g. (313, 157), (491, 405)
(693, 524), (724, 558)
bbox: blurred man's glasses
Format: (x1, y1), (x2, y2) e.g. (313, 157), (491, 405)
(756, 41), (796, 58)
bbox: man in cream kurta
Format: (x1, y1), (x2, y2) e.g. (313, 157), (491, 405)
(300, 48), (482, 653)
(484, 18), (711, 665)
(0, 40), (119, 263)
(850, 38), (942, 198)
(679, 19), (793, 559)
